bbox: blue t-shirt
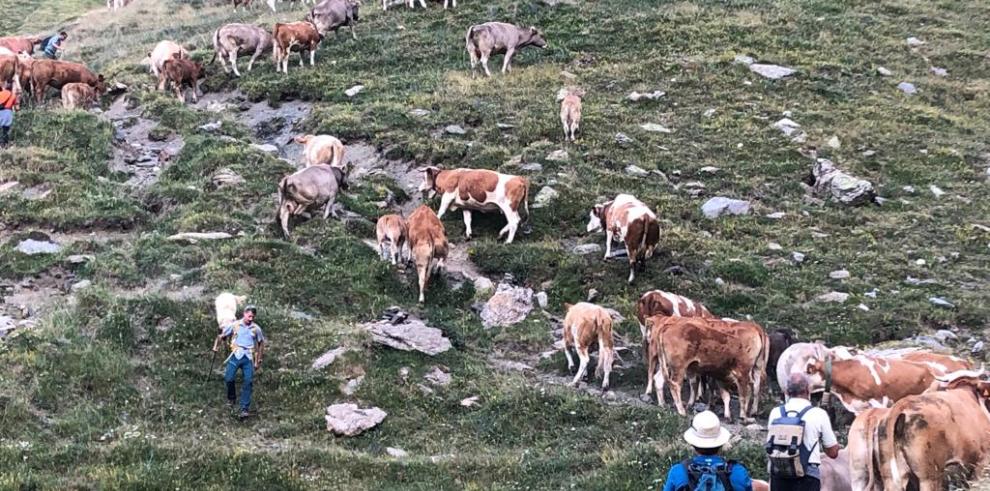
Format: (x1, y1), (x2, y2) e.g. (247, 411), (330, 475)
(44, 36), (61, 56)
(221, 321), (266, 361)
(662, 455), (753, 491)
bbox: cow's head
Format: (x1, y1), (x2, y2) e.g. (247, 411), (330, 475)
(294, 134), (315, 145)
(418, 166), (442, 199)
(331, 165), (349, 191)
(94, 74), (107, 95)
(585, 202), (609, 233)
(528, 27), (548, 49)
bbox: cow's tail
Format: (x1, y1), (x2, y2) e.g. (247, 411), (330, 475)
(519, 178), (530, 228)
(275, 178), (290, 236)
(272, 23), (283, 62)
(595, 311), (615, 379)
(209, 28), (220, 65)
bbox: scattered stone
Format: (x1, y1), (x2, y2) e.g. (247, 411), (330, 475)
(496, 123), (515, 129)
(929, 297), (955, 309)
(902, 186), (915, 193)
(559, 70), (577, 78)
(905, 276), (937, 286)
(409, 109), (431, 117)
(572, 243), (602, 256)
(364, 313), (451, 355)
(929, 185), (945, 198)
(546, 149), (569, 162)
(424, 366), (452, 386)
(768, 242), (783, 251)
(906, 37), (926, 47)
(0, 181), (18, 194)
(66, 254), (95, 265)
(817, 292), (850, 303)
(715, 277), (725, 286)
(766, 212), (786, 220)
(808, 158), (877, 206)
(826, 136), (841, 149)
(398, 367), (410, 381)
(972, 341), (985, 356)
(532, 186), (559, 209)
(897, 82), (917, 95)
(70, 280), (92, 292)
(614, 133), (633, 145)
(626, 90), (665, 101)
(877, 66), (893, 77)
(444, 125), (466, 135)
(915, 259), (927, 266)
(829, 269), (850, 280)
(536, 291), (548, 309)
(703, 108), (717, 118)
(312, 347), (354, 370)
(699, 166), (720, 174)
(640, 123), (672, 133)
(930, 67), (948, 77)
(586, 288), (600, 302)
(198, 121), (222, 133)
(473, 276), (494, 293)
(15, 239), (60, 255)
(912, 335), (948, 351)
(749, 63), (796, 79)
(934, 330), (958, 344)
(386, 447), (408, 458)
(773, 118), (802, 137)
(340, 376), (364, 396)
(519, 162), (543, 173)
(745, 423), (764, 434)
(865, 289), (879, 298)
(250, 143), (279, 154)
(480, 282), (534, 328)
(857, 304), (870, 312)
(701, 197), (751, 219)
(344, 85), (365, 97)
(625, 165), (650, 177)
(460, 396), (480, 408)
(325, 404), (386, 437)
(166, 232), (233, 243)
(733, 55), (755, 65)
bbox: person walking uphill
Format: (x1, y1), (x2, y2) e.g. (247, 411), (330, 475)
(43, 32), (68, 59)
(0, 82), (17, 148)
(212, 305), (266, 420)
(765, 373), (841, 491)
(662, 411), (754, 491)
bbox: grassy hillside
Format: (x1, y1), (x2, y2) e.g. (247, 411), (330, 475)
(1, 0), (989, 488)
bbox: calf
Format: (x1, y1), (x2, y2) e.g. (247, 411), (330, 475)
(148, 40), (189, 78)
(294, 134), (345, 168)
(376, 214), (408, 266)
(211, 23), (273, 77)
(61, 82), (98, 109)
(562, 302), (616, 391)
(635, 289), (713, 397)
(276, 164), (347, 239)
(29, 60), (105, 104)
(465, 22), (547, 77)
(418, 167), (530, 244)
(307, 0), (360, 40)
(273, 21), (322, 74)
(806, 354), (936, 414)
(0, 37), (42, 56)
(158, 56), (205, 103)
(407, 205), (448, 303)
(586, 194), (660, 283)
(215, 293), (248, 333)
(559, 87), (584, 142)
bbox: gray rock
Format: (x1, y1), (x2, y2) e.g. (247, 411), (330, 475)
(766, 212), (786, 220)
(340, 376), (364, 396)
(444, 125), (467, 135)
(0, 316), (14, 338)
(817, 292), (849, 303)
(749, 63), (796, 79)
(625, 165), (650, 177)
(929, 185), (945, 198)
(614, 133), (633, 145)
(312, 347), (354, 370)
(773, 118), (802, 137)
(0, 181), (18, 194)
(344, 85), (365, 97)
(905, 276), (937, 286)
(701, 197), (751, 219)
(733, 55), (755, 65)
(627, 90), (665, 102)
(532, 186), (559, 209)
(166, 232), (233, 243)
(603, 308), (625, 323)
(386, 447), (409, 458)
(364, 317), (452, 355)
(809, 159), (876, 206)
(15, 239), (61, 255)
(902, 186), (915, 193)
(768, 242), (783, 251)
(877, 66), (893, 77)
(572, 243), (602, 256)
(70, 280), (92, 292)
(473, 277), (494, 294)
(897, 82), (917, 95)
(934, 330), (958, 344)
(520, 163), (543, 173)
(829, 269), (850, 280)
(290, 310), (316, 321)
(536, 291), (549, 309)
(865, 288), (879, 298)
(212, 169), (245, 188)
(496, 123), (515, 129)
(640, 123), (672, 133)
(972, 341), (985, 356)
(930, 67), (948, 77)
(906, 37), (926, 47)
(826, 136), (841, 149)
(424, 366), (452, 386)
(325, 404), (387, 437)
(857, 304), (871, 312)
(703, 108), (717, 118)
(912, 335), (947, 351)
(67, 254), (95, 264)
(546, 149), (569, 162)
(409, 109), (431, 117)
(198, 121), (222, 133)
(460, 396), (480, 407)
(250, 143), (279, 154)
(929, 297), (955, 309)
(586, 288), (600, 302)
(480, 283), (534, 329)
(699, 166), (720, 174)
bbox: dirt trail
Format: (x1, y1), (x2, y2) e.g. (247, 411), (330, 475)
(193, 90), (312, 164)
(103, 96), (185, 190)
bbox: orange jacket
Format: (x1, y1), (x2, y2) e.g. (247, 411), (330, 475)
(0, 89), (16, 110)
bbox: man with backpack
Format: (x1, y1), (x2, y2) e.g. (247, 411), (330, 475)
(662, 411), (755, 491)
(212, 305), (266, 420)
(765, 373), (841, 491)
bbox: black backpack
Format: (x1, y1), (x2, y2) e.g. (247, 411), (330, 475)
(680, 458), (735, 491)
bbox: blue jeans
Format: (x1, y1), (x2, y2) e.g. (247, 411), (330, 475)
(224, 355), (254, 411)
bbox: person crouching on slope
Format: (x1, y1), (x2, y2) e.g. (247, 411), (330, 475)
(213, 305), (266, 420)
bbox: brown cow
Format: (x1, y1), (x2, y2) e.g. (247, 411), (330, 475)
(635, 290), (714, 397)
(158, 56), (205, 103)
(464, 22), (547, 77)
(30, 60), (105, 104)
(562, 302), (615, 391)
(586, 194), (660, 283)
(0, 36), (42, 56)
(407, 205), (448, 303)
(848, 407), (890, 491)
(0, 55), (20, 93)
(897, 350), (973, 377)
(806, 354), (936, 414)
(376, 214), (408, 266)
(418, 167), (530, 244)
(148, 40), (189, 78)
(273, 21), (322, 74)
(650, 316), (768, 421)
(294, 134), (344, 168)
(61, 83), (98, 109)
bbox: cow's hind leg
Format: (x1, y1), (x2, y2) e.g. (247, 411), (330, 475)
(495, 204), (520, 244)
(230, 51), (241, 77)
(719, 386), (732, 421)
(571, 347), (590, 387)
(462, 210), (473, 239)
(668, 369), (687, 416)
(501, 48), (515, 74)
(563, 344), (575, 372)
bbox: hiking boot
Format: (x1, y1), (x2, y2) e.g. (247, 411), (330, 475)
(238, 409), (250, 420)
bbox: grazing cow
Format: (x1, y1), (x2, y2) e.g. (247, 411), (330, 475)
(406, 205), (448, 303)
(767, 328), (797, 390)
(806, 354), (937, 414)
(650, 316), (768, 421)
(61, 83), (98, 109)
(294, 134), (345, 168)
(418, 167), (530, 244)
(465, 22), (547, 77)
(0, 37), (42, 56)
(273, 21), (322, 74)
(635, 290), (713, 397)
(307, 0), (360, 40)
(871, 377), (990, 490)
(276, 164), (348, 239)
(586, 194), (660, 283)
(559, 87), (584, 142)
(211, 24), (273, 77)
(562, 302), (616, 391)
(29, 60), (105, 104)
(158, 56), (205, 103)
(215, 293), (248, 333)
(376, 214), (408, 266)
(148, 40), (189, 78)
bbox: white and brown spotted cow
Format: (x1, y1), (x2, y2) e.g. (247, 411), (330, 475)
(806, 354), (937, 414)
(418, 167), (529, 244)
(635, 290), (714, 397)
(586, 194), (660, 283)
(562, 302), (615, 391)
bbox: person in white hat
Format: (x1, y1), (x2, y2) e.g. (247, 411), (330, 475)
(662, 411), (754, 491)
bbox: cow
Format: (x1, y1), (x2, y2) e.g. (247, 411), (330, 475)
(148, 40), (189, 78)
(0, 37), (42, 56)
(273, 21), (322, 74)
(407, 205), (448, 303)
(61, 83), (99, 109)
(775, 342), (858, 394)
(0, 55), (21, 93)
(215, 293), (248, 333)
(559, 87), (584, 142)
(767, 328), (797, 391)
(387, 0), (455, 9)
(871, 377), (990, 490)
(307, 0), (360, 40)
(562, 302), (616, 391)
(465, 22), (547, 77)
(895, 350), (973, 377)
(650, 316), (768, 421)
(210, 24), (273, 77)
(635, 290), (714, 397)
(376, 214), (408, 266)
(585, 194), (660, 284)
(233, 0), (278, 12)
(848, 407), (890, 491)
(158, 56), (205, 103)
(276, 164), (348, 239)
(418, 167), (530, 244)
(806, 354), (937, 414)
(29, 60), (105, 104)
(107, 0), (132, 10)
(293, 134), (345, 168)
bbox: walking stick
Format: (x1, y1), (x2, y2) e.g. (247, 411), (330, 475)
(205, 349), (218, 382)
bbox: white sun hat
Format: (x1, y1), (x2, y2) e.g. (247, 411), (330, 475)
(683, 410), (732, 449)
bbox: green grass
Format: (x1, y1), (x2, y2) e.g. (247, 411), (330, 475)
(1, 0), (989, 487)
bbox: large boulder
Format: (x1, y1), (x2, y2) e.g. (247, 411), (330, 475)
(809, 159), (877, 206)
(701, 197), (751, 219)
(480, 282), (534, 328)
(364, 310), (451, 356)
(325, 404), (387, 436)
